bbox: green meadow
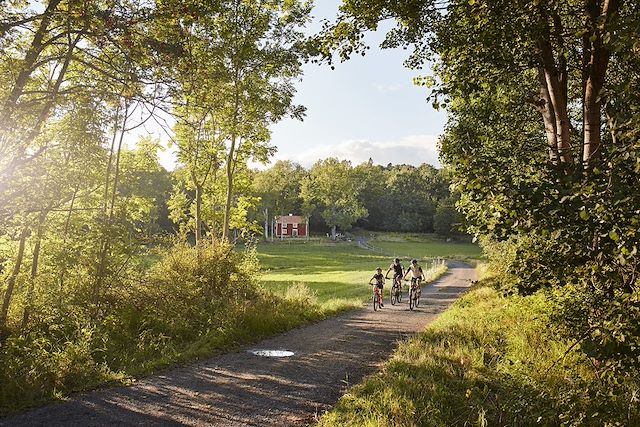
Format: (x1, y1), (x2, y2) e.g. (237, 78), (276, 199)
(362, 233), (483, 260)
(256, 235), (480, 312)
(258, 242), (389, 312)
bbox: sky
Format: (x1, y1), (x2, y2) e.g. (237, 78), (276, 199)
(149, 0), (446, 171)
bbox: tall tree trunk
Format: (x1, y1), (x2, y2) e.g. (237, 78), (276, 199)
(270, 218), (274, 241)
(538, 31), (572, 165)
(264, 207), (269, 241)
(536, 67), (560, 163)
(0, 227), (29, 331)
(95, 101), (129, 306)
(222, 136), (236, 242)
(102, 104), (122, 214)
(22, 212), (47, 328)
(582, 0), (619, 163)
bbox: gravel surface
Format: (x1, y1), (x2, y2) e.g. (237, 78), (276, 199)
(1, 261), (476, 427)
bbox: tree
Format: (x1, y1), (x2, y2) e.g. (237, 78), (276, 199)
(163, 0), (310, 243)
(253, 161), (307, 239)
(384, 165), (436, 232)
(353, 160), (388, 230)
(317, 0), (640, 396)
(301, 158), (367, 239)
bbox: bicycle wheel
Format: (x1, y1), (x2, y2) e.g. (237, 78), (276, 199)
(415, 285), (420, 307)
(397, 282), (402, 302)
(409, 288), (415, 311)
(373, 292), (379, 311)
(390, 287), (397, 305)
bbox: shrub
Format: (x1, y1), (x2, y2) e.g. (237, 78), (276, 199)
(0, 241), (314, 416)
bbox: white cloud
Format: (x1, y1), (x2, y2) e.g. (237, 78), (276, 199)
(271, 134), (441, 169)
(373, 82), (405, 94)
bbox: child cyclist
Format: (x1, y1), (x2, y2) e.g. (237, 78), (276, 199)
(404, 259), (425, 297)
(385, 258), (404, 290)
(369, 267), (385, 307)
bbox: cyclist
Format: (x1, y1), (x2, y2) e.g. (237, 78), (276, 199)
(369, 267), (385, 307)
(404, 259), (425, 298)
(385, 258), (404, 291)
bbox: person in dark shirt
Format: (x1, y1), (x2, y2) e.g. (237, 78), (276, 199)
(386, 258), (404, 288)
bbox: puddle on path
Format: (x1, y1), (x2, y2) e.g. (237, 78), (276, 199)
(250, 350), (295, 357)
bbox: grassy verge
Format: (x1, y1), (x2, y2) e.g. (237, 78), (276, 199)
(316, 280), (639, 426)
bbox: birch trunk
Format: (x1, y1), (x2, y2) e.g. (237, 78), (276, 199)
(195, 183), (203, 245)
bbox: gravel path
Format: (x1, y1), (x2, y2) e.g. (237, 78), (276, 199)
(1, 261), (476, 427)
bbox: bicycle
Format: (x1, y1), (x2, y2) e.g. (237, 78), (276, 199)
(370, 283), (383, 311)
(408, 278), (422, 311)
(387, 274), (402, 305)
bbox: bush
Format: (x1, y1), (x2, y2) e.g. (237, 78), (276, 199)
(0, 241), (322, 416)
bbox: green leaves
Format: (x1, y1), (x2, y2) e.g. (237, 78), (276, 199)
(301, 158), (368, 235)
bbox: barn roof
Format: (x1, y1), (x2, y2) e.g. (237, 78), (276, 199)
(275, 215), (305, 225)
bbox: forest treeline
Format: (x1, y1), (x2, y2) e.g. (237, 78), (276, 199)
(319, 0), (640, 424)
(252, 159), (461, 239)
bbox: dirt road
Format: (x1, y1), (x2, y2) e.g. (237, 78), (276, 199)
(1, 262), (475, 427)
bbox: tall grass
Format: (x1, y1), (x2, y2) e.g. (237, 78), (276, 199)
(0, 243), (322, 416)
(316, 282), (640, 426)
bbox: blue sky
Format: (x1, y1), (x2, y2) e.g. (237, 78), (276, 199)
(152, 0), (446, 170)
(266, 0), (446, 169)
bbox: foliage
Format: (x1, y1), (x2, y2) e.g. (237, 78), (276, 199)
(166, 0), (311, 242)
(433, 198), (464, 237)
(0, 243), (317, 416)
(317, 0), (640, 400)
(301, 158), (368, 238)
(253, 158), (456, 237)
(253, 160), (308, 237)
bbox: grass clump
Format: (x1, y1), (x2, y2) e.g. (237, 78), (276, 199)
(316, 283), (640, 427)
(423, 258), (448, 283)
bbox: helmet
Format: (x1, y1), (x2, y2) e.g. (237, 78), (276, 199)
(411, 259), (417, 265)
(376, 267), (382, 272)
(394, 258), (400, 263)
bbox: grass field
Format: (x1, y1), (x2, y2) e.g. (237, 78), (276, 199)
(371, 241), (482, 259)
(361, 232), (483, 261)
(257, 235), (480, 312)
(258, 242), (391, 313)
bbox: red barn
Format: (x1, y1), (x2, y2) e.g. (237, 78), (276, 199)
(274, 215), (308, 238)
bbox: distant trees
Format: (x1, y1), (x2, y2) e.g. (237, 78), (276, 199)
(253, 161), (307, 238)
(252, 158), (460, 238)
(301, 158), (368, 239)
